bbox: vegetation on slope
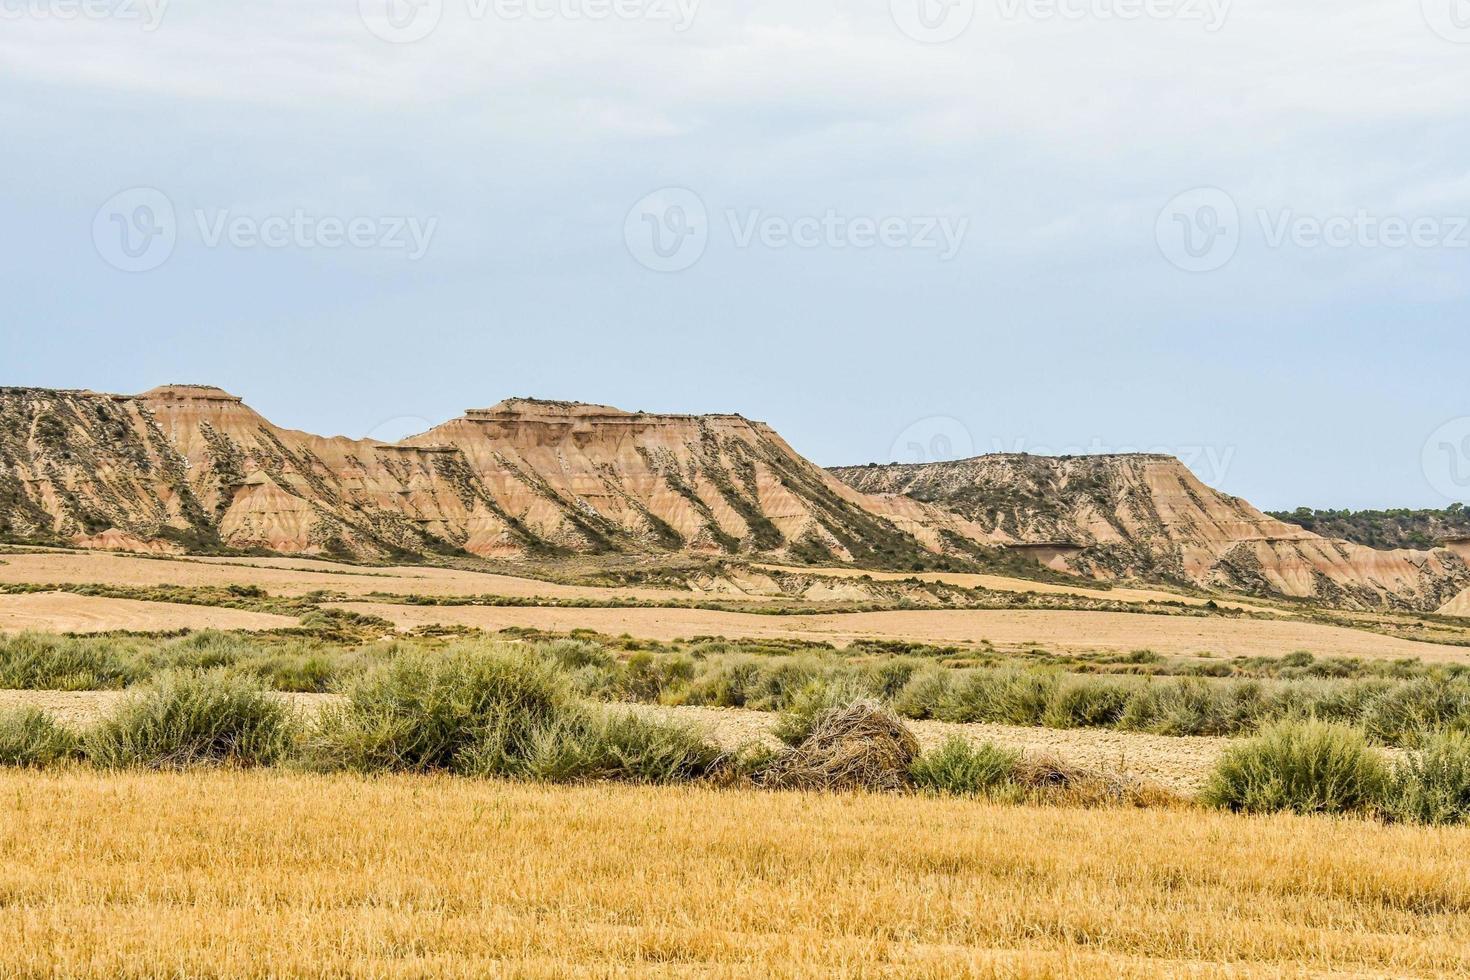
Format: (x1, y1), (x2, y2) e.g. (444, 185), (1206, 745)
(1270, 503), (1470, 551)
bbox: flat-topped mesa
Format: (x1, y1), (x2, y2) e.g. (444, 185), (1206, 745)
(137, 385), (244, 404)
(461, 398), (754, 427)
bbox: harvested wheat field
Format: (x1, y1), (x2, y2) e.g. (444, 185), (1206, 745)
(0, 550), (694, 603)
(756, 563), (1282, 613)
(0, 592), (298, 634)
(335, 600), (1470, 662)
(0, 769), (1465, 977)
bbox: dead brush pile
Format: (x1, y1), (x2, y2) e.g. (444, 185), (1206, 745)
(761, 699), (919, 792)
(1014, 753), (1181, 808)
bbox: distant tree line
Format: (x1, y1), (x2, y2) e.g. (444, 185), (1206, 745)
(1269, 502), (1470, 551)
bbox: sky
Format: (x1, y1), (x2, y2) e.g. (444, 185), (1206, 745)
(3, 0), (1469, 511)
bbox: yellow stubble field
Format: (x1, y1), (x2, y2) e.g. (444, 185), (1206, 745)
(0, 769), (1465, 978)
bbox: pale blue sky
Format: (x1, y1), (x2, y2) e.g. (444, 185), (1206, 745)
(4, 0), (1469, 510)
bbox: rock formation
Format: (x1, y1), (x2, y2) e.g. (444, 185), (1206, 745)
(3, 384), (1466, 610)
(830, 455), (1470, 611)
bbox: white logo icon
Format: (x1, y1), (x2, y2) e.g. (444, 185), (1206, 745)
(1156, 187), (1240, 273)
(889, 416), (975, 465)
(624, 188), (708, 273)
(359, 0), (443, 43)
(1424, 418), (1470, 501)
(891, 0), (975, 43)
(93, 187), (177, 273)
(1422, 0), (1470, 42)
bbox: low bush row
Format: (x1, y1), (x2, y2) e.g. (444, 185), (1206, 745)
(4, 643), (1469, 824)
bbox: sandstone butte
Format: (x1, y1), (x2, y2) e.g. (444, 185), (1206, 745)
(1, 384), (1466, 613)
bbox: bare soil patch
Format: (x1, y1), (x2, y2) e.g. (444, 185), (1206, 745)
(0, 593), (299, 635)
(334, 600), (1470, 662)
(0, 551), (699, 603)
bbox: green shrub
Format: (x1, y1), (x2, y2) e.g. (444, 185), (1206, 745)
(506, 710), (725, 784)
(308, 645), (575, 773)
(0, 632), (134, 690)
(0, 708), (78, 767)
(1390, 731), (1470, 825)
(773, 676), (876, 746)
(616, 652), (696, 703)
(893, 667), (949, 720)
(1202, 720), (1391, 816)
(1043, 679), (1131, 728)
(909, 737), (1020, 796)
(1361, 675), (1470, 747)
(84, 672), (296, 769)
(938, 670), (1059, 726)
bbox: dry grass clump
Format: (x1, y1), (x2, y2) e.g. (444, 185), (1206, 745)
(82, 672), (298, 770)
(0, 708), (78, 767)
(1202, 720), (1391, 816)
(761, 699), (919, 792)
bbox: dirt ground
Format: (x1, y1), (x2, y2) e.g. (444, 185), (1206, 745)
(0, 551), (699, 603)
(333, 600), (1470, 662)
(0, 593), (299, 635)
(756, 563), (1282, 614)
(0, 690), (1223, 792)
(622, 704), (1226, 794)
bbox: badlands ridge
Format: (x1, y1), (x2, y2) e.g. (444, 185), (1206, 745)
(0, 384), (1466, 612)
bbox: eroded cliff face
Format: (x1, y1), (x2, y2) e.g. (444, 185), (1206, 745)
(0, 387), (929, 565)
(830, 455), (1470, 611)
(5, 385), (1466, 611)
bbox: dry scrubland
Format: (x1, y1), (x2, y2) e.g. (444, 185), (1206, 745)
(3, 550), (1470, 975)
(1, 769), (1466, 978)
(334, 600), (1470, 662)
(0, 689), (1230, 793)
